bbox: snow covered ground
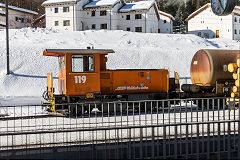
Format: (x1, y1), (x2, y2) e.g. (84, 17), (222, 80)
(0, 28), (239, 104)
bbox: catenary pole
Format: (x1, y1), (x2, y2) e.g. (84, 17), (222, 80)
(5, 0), (10, 75)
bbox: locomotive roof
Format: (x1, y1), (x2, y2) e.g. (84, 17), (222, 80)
(43, 49), (115, 56)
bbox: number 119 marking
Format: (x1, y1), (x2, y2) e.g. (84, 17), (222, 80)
(75, 76), (87, 84)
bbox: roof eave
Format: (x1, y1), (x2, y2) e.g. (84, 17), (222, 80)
(42, 1), (78, 7)
(83, 5), (113, 9)
(119, 9), (149, 13)
(43, 49), (115, 57)
(186, 3), (211, 21)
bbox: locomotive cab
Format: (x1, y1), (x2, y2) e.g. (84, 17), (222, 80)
(43, 49), (114, 111)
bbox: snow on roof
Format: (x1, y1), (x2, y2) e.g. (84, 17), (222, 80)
(159, 10), (175, 21)
(233, 9), (240, 15)
(0, 21), (6, 26)
(186, 3), (210, 21)
(42, 0), (79, 5)
(0, 8), (5, 15)
(187, 3), (240, 21)
(233, 6), (240, 15)
(0, 3), (38, 15)
(235, 6), (240, 10)
(34, 14), (46, 23)
(84, 0), (120, 8)
(119, 0), (155, 12)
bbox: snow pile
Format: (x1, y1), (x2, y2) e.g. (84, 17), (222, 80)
(0, 28), (239, 97)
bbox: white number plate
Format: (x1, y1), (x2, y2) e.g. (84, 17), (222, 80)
(75, 76), (87, 84)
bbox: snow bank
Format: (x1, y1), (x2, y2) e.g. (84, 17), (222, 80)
(0, 28), (239, 97)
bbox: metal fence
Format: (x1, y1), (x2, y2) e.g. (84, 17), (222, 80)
(0, 97), (239, 159)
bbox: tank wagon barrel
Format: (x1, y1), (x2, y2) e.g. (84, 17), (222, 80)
(191, 49), (240, 86)
(182, 49), (239, 98)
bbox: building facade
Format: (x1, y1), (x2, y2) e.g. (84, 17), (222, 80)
(42, 0), (173, 33)
(118, 1), (160, 33)
(82, 0), (124, 31)
(186, 3), (240, 40)
(0, 3), (38, 29)
(159, 11), (175, 34)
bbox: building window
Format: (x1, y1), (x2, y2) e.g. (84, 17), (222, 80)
(204, 33), (209, 39)
(100, 23), (107, 29)
(92, 24), (96, 29)
(126, 27), (130, 31)
(55, 8), (58, 13)
(164, 20), (167, 23)
(135, 27), (142, 32)
(216, 30), (219, 38)
(235, 17), (237, 22)
(100, 10), (107, 16)
(135, 14), (142, 19)
(235, 29), (237, 34)
(63, 20), (70, 26)
(126, 15), (130, 20)
(91, 11), (95, 17)
(15, 17), (24, 23)
(198, 32), (202, 37)
(72, 55), (94, 73)
(63, 7), (69, 12)
(55, 21), (59, 26)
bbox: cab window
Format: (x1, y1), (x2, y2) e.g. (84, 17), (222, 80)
(72, 55), (94, 72)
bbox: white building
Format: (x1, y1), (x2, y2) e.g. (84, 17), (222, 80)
(186, 3), (240, 40)
(42, 0), (171, 33)
(0, 3), (38, 29)
(82, 0), (124, 31)
(118, 1), (160, 33)
(159, 11), (175, 34)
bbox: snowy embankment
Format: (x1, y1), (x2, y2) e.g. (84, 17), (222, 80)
(0, 28), (239, 100)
